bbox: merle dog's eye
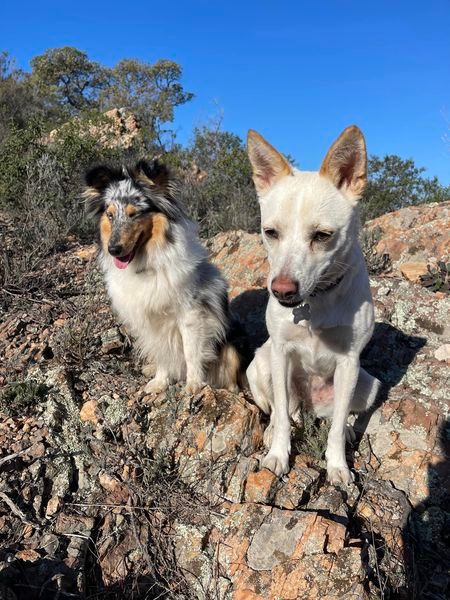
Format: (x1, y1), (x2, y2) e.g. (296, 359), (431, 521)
(264, 228), (279, 240)
(312, 230), (333, 242)
(106, 212), (114, 221)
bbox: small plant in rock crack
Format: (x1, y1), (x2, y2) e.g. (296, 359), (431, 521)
(53, 312), (98, 367)
(0, 380), (48, 417)
(360, 226), (392, 275)
(142, 448), (175, 487)
(419, 261), (450, 293)
(292, 409), (331, 464)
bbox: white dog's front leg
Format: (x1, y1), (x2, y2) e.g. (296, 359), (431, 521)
(326, 357), (360, 485)
(262, 343), (291, 476)
(180, 312), (206, 394)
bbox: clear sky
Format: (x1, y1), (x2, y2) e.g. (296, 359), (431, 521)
(1, 1), (449, 183)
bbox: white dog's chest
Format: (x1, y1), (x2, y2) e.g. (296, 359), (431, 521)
(268, 304), (338, 377)
(288, 324), (336, 376)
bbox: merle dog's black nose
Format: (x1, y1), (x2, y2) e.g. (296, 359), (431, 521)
(108, 244), (124, 257)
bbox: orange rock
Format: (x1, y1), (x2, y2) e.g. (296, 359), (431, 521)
(16, 549), (41, 562)
(244, 469), (278, 504)
(45, 495), (63, 517)
(80, 399), (101, 424)
(234, 591), (266, 600)
(400, 261), (429, 282)
(74, 244), (97, 261)
(365, 201), (450, 275)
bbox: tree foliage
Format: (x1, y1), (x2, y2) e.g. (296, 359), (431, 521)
(102, 58), (193, 148)
(0, 45), (447, 245)
(362, 154), (449, 222)
(28, 48), (193, 148)
(174, 124), (258, 235)
(30, 47), (108, 116)
(0, 52), (43, 141)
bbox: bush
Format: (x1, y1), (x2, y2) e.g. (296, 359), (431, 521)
(172, 126), (259, 237)
(0, 115), (141, 287)
(361, 155), (449, 223)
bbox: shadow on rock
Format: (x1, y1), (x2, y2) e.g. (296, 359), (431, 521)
(0, 558), (172, 599)
(354, 321), (426, 436)
(401, 417), (450, 600)
(230, 287), (269, 368)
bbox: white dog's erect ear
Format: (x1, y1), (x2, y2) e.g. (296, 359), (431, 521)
(320, 125), (367, 200)
(247, 130), (292, 195)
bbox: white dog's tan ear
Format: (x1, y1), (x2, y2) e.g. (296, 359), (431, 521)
(320, 125), (367, 200)
(247, 130), (292, 195)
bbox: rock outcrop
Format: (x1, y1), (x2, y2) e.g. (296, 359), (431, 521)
(0, 204), (449, 599)
(364, 201), (450, 278)
(47, 107), (141, 150)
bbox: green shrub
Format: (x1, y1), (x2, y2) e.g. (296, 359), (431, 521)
(361, 155), (449, 223)
(173, 126), (260, 237)
(0, 114), (141, 287)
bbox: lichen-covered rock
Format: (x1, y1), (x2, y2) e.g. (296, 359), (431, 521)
(364, 201), (450, 275)
(0, 202), (449, 598)
(206, 503), (364, 600)
(208, 230), (269, 298)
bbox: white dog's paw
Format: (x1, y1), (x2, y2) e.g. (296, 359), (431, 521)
(144, 378), (169, 394)
(184, 380), (205, 395)
(327, 464), (355, 486)
(263, 422), (274, 449)
(261, 450), (290, 477)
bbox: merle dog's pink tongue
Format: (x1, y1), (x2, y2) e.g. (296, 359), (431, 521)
(113, 254), (132, 269)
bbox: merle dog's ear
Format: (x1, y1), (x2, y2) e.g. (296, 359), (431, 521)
(135, 159), (170, 190)
(85, 165), (120, 193)
(83, 165), (120, 218)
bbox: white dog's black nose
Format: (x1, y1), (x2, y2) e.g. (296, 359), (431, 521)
(271, 276), (301, 305)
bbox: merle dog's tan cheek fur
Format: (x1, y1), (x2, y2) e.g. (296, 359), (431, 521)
(100, 207), (171, 257)
(100, 214), (112, 253)
(125, 204), (137, 217)
(145, 213), (170, 249)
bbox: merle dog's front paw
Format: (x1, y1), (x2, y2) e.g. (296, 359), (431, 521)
(145, 378), (169, 394)
(184, 380), (205, 395)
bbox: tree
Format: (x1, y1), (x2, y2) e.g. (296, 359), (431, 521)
(30, 47), (108, 116)
(362, 154), (449, 222)
(174, 124), (258, 235)
(5, 48), (193, 150)
(0, 51), (42, 141)
(102, 58), (193, 148)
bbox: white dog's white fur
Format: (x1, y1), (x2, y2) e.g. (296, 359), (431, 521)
(246, 126), (380, 484)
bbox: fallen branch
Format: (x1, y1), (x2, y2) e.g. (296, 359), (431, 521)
(0, 490), (41, 530)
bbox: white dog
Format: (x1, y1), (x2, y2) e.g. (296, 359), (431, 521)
(246, 126), (380, 484)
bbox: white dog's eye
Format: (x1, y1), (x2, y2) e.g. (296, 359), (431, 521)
(264, 228), (279, 240)
(312, 230), (333, 242)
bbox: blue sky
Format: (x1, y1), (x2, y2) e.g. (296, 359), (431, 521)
(2, 1), (449, 183)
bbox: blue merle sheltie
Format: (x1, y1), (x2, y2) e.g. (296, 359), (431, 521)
(83, 159), (241, 394)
